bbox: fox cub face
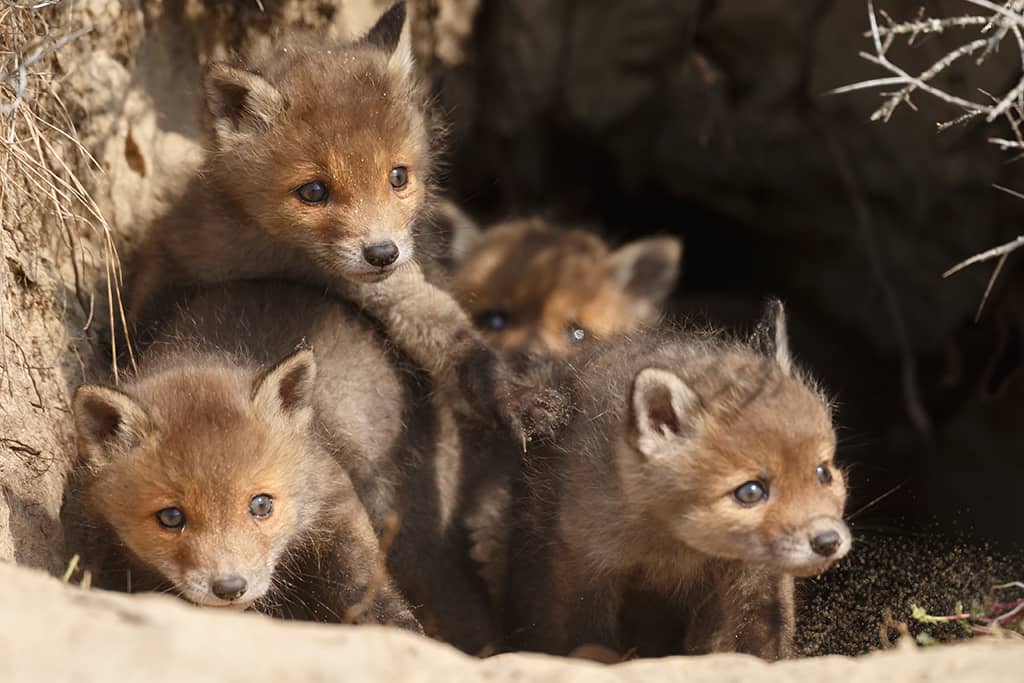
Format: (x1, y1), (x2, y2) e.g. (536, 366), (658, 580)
(624, 304), (850, 577)
(73, 351), (324, 609)
(204, 2), (430, 282)
(450, 217), (682, 356)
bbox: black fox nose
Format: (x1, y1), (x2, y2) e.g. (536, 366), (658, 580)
(363, 241), (399, 267)
(211, 575), (248, 601)
(810, 530), (841, 557)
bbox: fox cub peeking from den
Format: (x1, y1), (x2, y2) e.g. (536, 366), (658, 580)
(449, 217), (682, 357)
(491, 302), (850, 658)
(126, 2), (434, 324)
(70, 348), (420, 630)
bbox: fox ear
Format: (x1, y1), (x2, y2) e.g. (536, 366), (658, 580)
(363, 2), (406, 54)
(435, 198), (481, 265)
(755, 299), (793, 376)
(606, 236), (683, 324)
(253, 349), (317, 424)
(204, 64), (286, 149)
(631, 368), (701, 458)
(73, 385), (151, 467)
(360, 2), (415, 80)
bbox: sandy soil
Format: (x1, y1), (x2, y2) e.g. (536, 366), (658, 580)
(0, 561), (1020, 682)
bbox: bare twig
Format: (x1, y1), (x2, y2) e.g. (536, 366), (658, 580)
(943, 235), (1024, 277)
(834, 1), (1024, 141)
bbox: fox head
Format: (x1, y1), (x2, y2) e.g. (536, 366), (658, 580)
(620, 302), (850, 577)
(450, 218), (682, 356)
(73, 351), (326, 609)
(202, 2), (431, 282)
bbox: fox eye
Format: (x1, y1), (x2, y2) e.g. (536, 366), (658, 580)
(816, 464), (833, 485)
(733, 481), (768, 506)
(295, 181), (329, 204)
(249, 494), (274, 518)
(156, 507), (185, 530)
(476, 311), (508, 331)
(567, 322), (588, 344)
(389, 166), (409, 190)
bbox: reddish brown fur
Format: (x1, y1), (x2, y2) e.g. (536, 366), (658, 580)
(450, 218), (681, 356)
(71, 351), (420, 628)
(124, 5), (512, 438)
(127, 3), (434, 324)
(495, 304), (850, 657)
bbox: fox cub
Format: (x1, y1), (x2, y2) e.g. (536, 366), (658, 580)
(449, 216), (682, 356)
(128, 2), (432, 322)
(492, 302), (850, 657)
(125, 2), (512, 430)
(70, 348), (420, 630)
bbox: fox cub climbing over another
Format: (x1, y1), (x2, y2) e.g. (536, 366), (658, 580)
(125, 3), (497, 416)
(493, 302), (850, 658)
(70, 348), (420, 630)
(449, 216), (682, 356)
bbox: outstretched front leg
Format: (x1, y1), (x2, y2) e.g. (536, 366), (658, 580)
(291, 486), (422, 632)
(336, 263), (525, 435)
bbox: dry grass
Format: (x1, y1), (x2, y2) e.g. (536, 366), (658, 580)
(0, 0), (132, 389)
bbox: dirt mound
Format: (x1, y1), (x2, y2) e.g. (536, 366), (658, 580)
(2, 561), (1022, 682)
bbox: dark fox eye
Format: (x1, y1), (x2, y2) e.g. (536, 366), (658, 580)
(249, 494), (274, 518)
(476, 311), (508, 331)
(389, 166), (409, 190)
(295, 181), (329, 204)
(816, 464), (833, 485)
(567, 322), (587, 343)
(733, 481), (768, 506)
(156, 507), (185, 530)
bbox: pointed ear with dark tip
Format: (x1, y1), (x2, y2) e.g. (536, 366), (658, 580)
(435, 198), (481, 265)
(204, 64), (286, 149)
(755, 299), (793, 376)
(606, 236), (683, 324)
(253, 349), (317, 423)
(362, 1), (406, 54)
(631, 368), (701, 458)
(73, 385), (151, 467)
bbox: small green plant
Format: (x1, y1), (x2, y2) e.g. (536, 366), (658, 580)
(911, 582), (1024, 643)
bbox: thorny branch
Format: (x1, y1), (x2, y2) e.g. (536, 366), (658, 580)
(836, 2), (1024, 315)
(832, 1), (1024, 143)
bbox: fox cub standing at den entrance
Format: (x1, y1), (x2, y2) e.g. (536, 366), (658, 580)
(482, 302), (850, 658)
(70, 347), (420, 630)
(448, 216), (683, 357)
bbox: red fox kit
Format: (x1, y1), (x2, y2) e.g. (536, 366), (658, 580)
(128, 2), (431, 320)
(449, 217), (682, 356)
(136, 280), (536, 654)
(125, 2), (509, 431)
(70, 349), (420, 629)
(494, 302), (850, 657)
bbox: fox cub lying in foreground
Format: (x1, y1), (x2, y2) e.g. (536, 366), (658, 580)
(480, 302), (850, 658)
(71, 345), (420, 630)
